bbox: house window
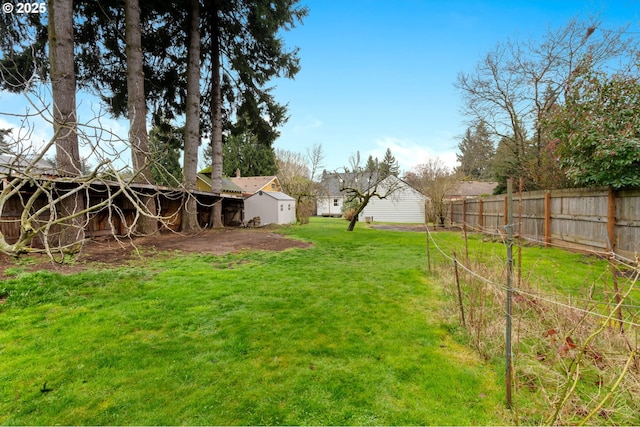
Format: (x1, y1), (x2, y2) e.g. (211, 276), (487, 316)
(280, 204), (283, 211)
(271, 183), (276, 190)
(333, 198), (339, 207)
(288, 204), (291, 210)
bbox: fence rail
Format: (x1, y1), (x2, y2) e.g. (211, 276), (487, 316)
(448, 186), (640, 258)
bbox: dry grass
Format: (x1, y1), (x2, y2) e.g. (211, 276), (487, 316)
(428, 230), (640, 425)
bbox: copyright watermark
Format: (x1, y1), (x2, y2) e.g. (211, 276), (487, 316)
(3, 2), (46, 13)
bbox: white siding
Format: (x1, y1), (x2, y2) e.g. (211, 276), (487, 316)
(358, 177), (426, 223)
(317, 195), (344, 217)
(245, 192), (296, 225)
(277, 199), (297, 224)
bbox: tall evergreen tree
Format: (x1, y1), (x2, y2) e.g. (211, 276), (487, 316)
(0, 8), (47, 92)
(125, 0), (157, 234)
(48, 0), (86, 245)
(49, 0), (80, 175)
(149, 121), (183, 187)
(202, 0), (307, 228)
(73, 0), (306, 229)
(221, 132), (277, 177)
(181, 0), (202, 233)
(456, 121), (494, 180)
(0, 129), (12, 154)
(208, 0), (224, 227)
(380, 147), (399, 177)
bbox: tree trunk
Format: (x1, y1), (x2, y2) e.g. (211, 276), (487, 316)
(48, 0), (85, 246)
(181, 0), (202, 234)
(209, 0), (224, 228)
(347, 195), (370, 232)
(125, 0), (157, 234)
(49, 0), (80, 176)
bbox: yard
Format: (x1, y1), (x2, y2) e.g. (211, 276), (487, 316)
(0, 218), (512, 425)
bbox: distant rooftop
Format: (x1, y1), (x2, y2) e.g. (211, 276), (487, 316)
(451, 181), (498, 198)
(0, 154), (57, 176)
(230, 176), (280, 194)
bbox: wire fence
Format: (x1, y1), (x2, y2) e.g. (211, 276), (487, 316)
(424, 217), (640, 425)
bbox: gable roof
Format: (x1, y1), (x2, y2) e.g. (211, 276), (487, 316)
(319, 170), (376, 196)
(248, 191), (295, 201)
(230, 176), (280, 194)
(196, 171), (244, 194)
(319, 171), (423, 196)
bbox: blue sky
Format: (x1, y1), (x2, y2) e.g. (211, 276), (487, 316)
(1, 1), (638, 174)
(271, 0), (640, 173)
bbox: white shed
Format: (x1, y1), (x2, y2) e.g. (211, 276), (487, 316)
(244, 191), (296, 225)
(358, 176), (426, 223)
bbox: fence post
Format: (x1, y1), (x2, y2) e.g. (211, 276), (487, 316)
(606, 187), (623, 330)
(518, 178), (523, 288)
(607, 186), (616, 253)
(544, 191), (551, 247)
(452, 251), (466, 328)
(503, 196), (508, 227)
(505, 179), (514, 409)
(462, 199), (467, 232)
(449, 201), (454, 227)
(478, 198), (484, 231)
(425, 228), (431, 273)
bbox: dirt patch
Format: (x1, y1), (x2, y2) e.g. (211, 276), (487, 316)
(0, 228), (311, 278)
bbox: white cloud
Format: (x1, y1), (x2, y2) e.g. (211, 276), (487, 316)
(1, 91), (134, 168)
(367, 136), (459, 173)
(291, 115), (323, 133)
(0, 109), (53, 156)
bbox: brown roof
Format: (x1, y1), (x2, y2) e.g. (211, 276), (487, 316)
(451, 181), (498, 198)
(230, 176), (280, 194)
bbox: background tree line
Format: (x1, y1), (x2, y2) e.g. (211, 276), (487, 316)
(455, 17), (639, 194)
(0, 0), (306, 237)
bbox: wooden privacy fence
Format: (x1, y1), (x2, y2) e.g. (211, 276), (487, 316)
(447, 187), (640, 258)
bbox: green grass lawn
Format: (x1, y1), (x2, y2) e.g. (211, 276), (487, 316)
(0, 218), (510, 425)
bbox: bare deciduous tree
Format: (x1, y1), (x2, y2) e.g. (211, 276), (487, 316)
(0, 80), (189, 261)
(456, 17), (635, 190)
(276, 147), (320, 225)
(335, 150), (401, 232)
(405, 158), (459, 227)
(0, 119), (178, 260)
(306, 142), (324, 182)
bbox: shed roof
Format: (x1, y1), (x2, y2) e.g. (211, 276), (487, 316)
(249, 191), (295, 201)
(196, 172), (244, 194)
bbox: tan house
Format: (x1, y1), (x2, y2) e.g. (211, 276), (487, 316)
(230, 171), (282, 196)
